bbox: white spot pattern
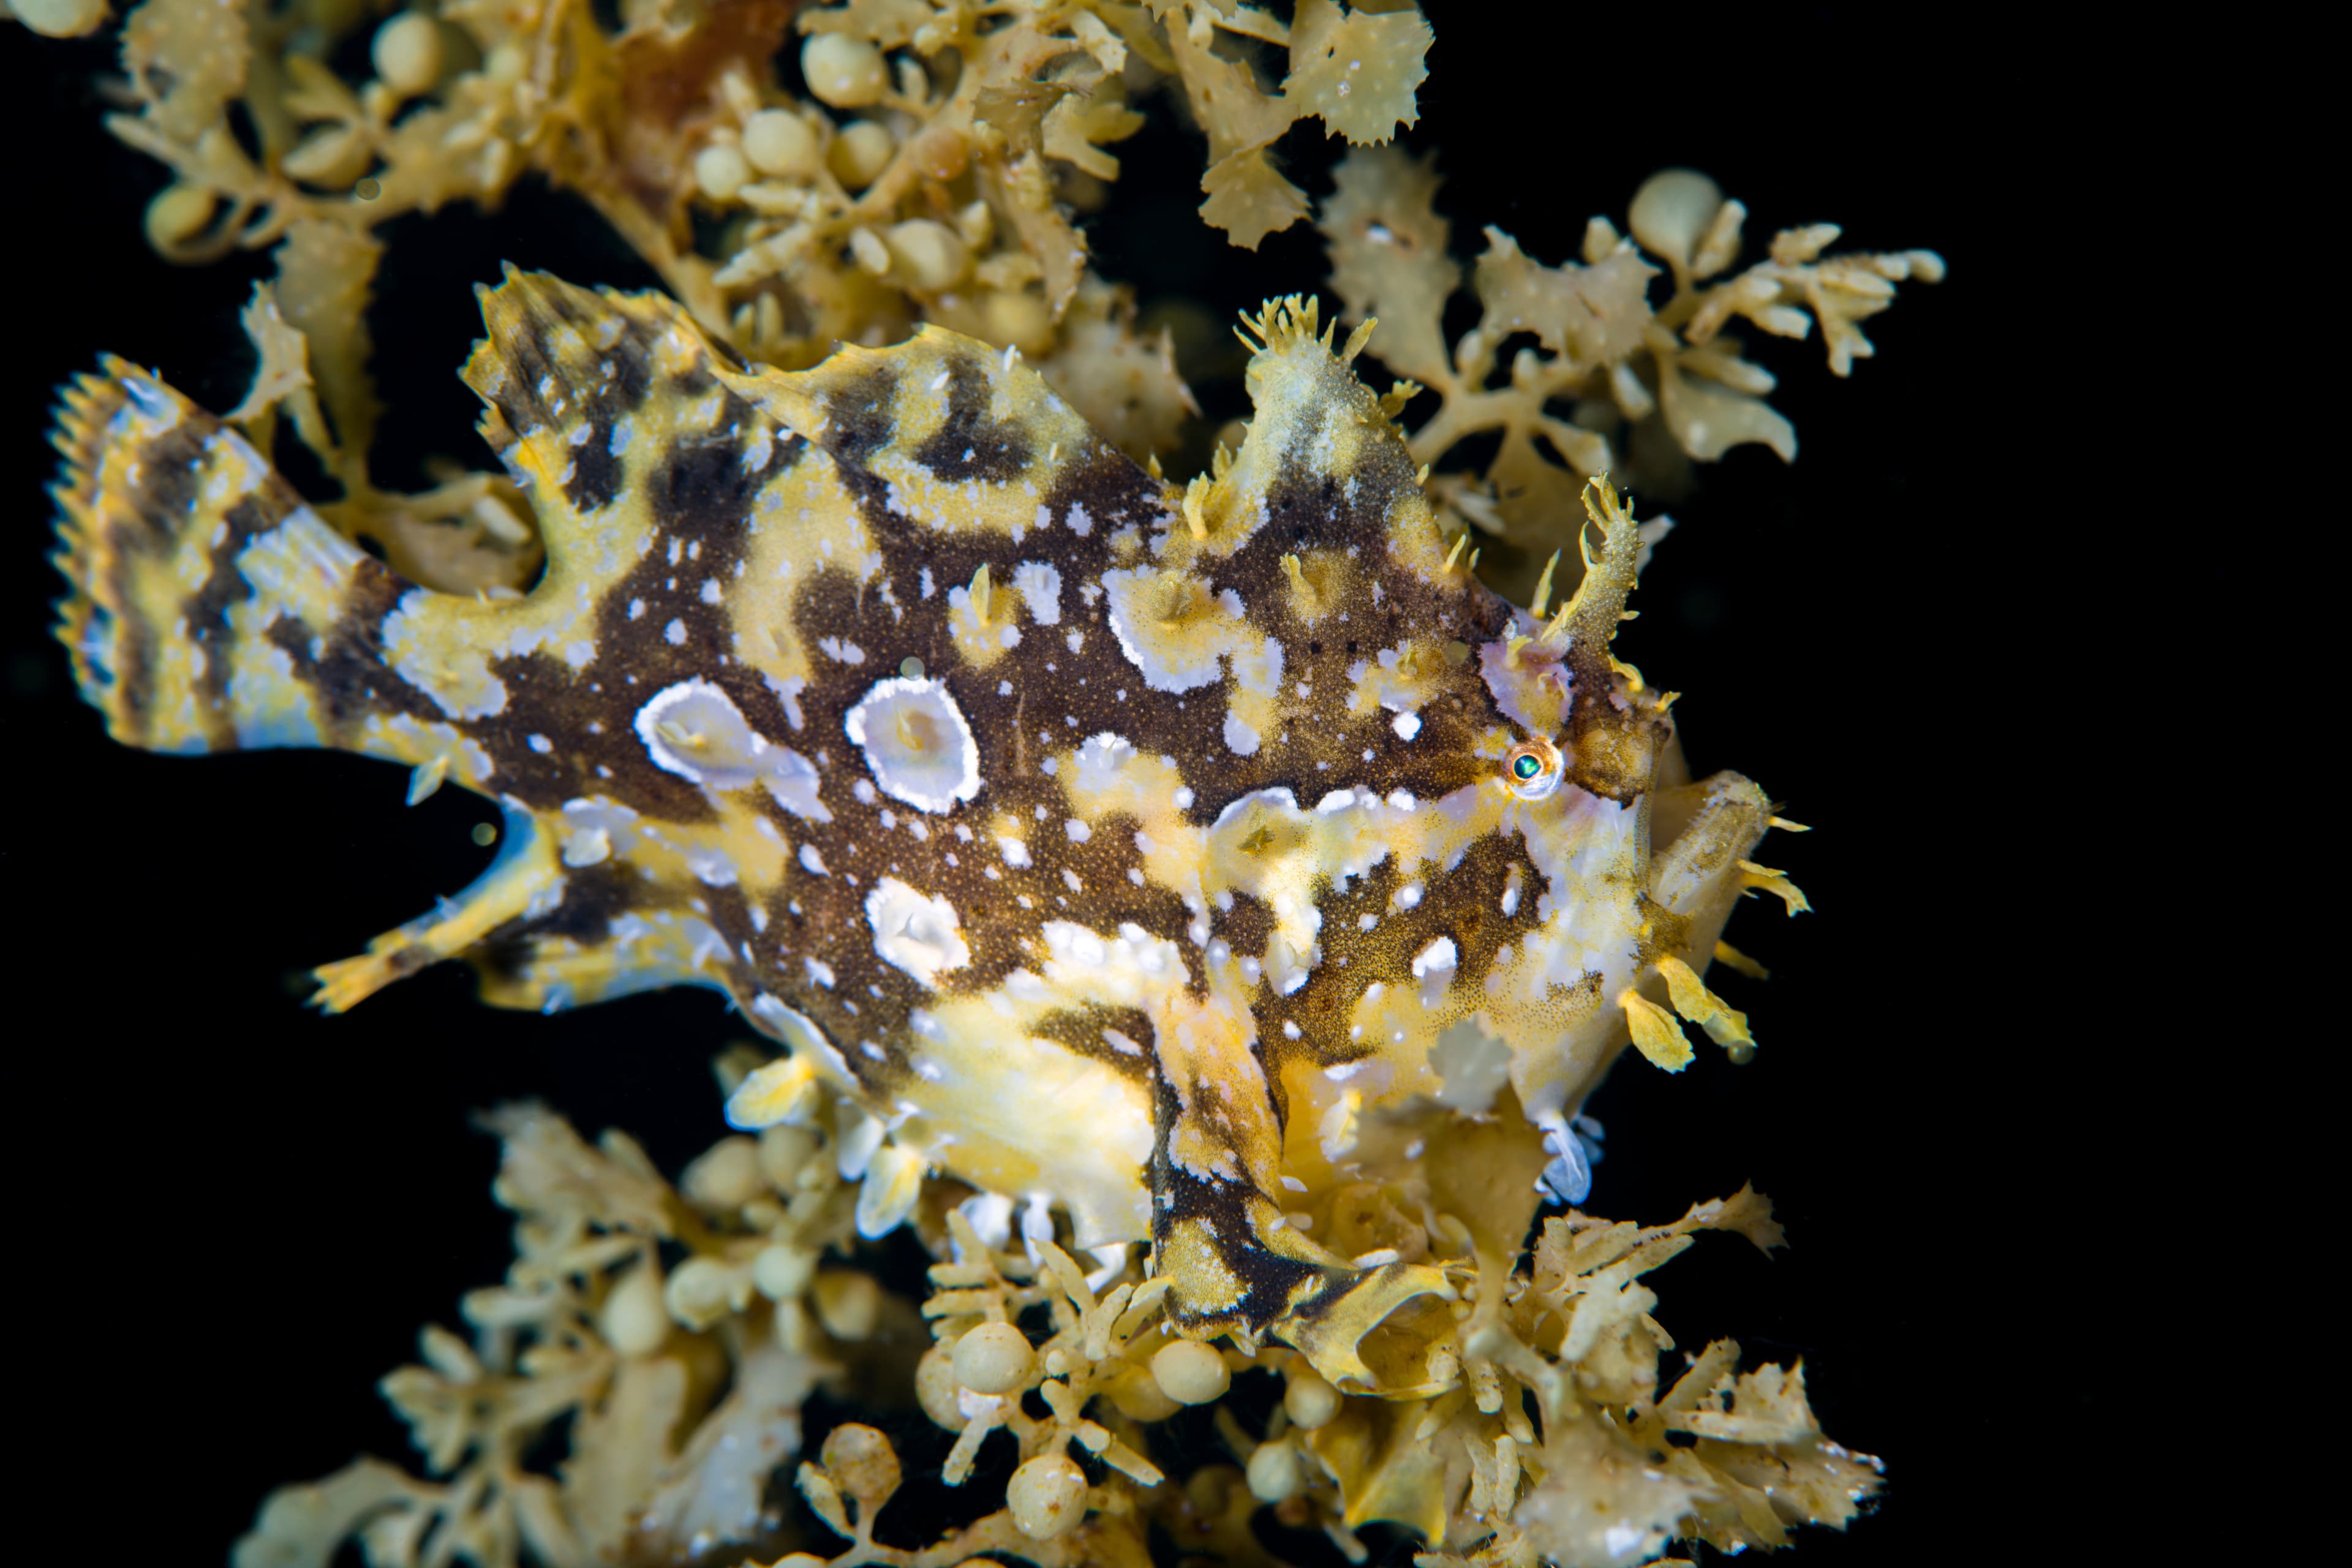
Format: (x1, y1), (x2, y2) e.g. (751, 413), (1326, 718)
(843, 676), (982, 814)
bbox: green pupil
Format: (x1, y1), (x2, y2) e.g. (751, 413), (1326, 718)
(1513, 755), (1540, 778)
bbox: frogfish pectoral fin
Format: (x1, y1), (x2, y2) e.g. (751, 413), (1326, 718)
(311, 804), (562, 1012)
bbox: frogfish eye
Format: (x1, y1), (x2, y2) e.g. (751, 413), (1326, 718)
(1504, 737), (1565, 801)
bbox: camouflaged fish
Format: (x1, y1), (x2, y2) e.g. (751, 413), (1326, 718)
(50, 273), (1800, 1381)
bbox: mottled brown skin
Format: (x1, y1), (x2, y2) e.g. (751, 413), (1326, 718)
(53, 277), (1765, 1374)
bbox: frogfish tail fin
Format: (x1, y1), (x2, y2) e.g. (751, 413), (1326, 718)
(49, 356), (441, 767)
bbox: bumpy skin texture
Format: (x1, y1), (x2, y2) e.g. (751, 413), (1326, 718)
(51, 274), (1778, 1381)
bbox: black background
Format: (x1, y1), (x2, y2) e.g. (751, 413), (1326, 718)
(1, 6), (2111, 1564)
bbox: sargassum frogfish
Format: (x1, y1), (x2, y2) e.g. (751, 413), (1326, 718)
(50, 274), (1800, 1385)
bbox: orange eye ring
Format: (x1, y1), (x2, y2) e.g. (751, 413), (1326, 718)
(1504, 737), (1564, 801)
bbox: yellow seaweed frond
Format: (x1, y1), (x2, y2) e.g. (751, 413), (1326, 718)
(1284, 0), (1433, 146)
(1317, 151), (1940, 604)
